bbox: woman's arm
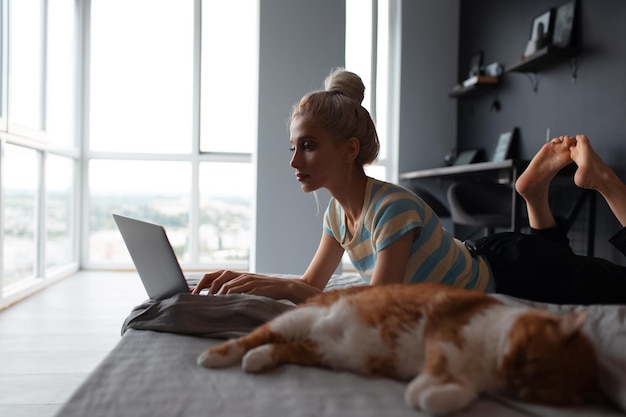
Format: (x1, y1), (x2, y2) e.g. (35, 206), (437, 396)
(300, 232), (345, 289)
(191, 232), (344, 304)
(369, 228), (417, 286)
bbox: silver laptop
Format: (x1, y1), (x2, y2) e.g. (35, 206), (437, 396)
(113, 214), (195, 300)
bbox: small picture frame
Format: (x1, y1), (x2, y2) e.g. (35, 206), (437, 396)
(552, 1), (576, 48)
(453, 149), (480, 166)
(524, 9), (554, 57)
(492, 129), (518, 162)
(468, 51), (483, 78)
(530, 9), (554, 44)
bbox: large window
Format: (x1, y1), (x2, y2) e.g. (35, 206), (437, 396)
(1, 0), (79, 305)
(0, 0), (259, 305)
(86, 0), (258, 269)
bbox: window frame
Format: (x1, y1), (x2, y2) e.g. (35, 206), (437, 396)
(0, 0), (80, 308)
(80, 0), (257, 270)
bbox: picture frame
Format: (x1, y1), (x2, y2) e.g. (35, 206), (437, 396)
(529, 9), (554, 44)
(453, 149), (480, 166)
(491, 129), (518, 162)
(468, 50), (483, 78)
(552, 1), (576, 48)
(524, 9), (554, 57)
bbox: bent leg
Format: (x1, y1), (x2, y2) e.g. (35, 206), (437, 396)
(478, 232), (626, 304)
(570, 135), (626, 227)
(515, 136), (576, 229)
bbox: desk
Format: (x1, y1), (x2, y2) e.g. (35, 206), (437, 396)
(399, 159), (528, 232)
(399, 159), (597, 256)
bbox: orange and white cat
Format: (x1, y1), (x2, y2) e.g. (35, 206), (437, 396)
(198, 283), (597, 415)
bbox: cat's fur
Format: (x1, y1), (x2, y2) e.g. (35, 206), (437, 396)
(198, 283), (597, 415)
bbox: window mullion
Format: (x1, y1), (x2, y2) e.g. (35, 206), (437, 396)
(78, 0), (91, 269)
(188, 0), (202, 264)
(37, 150), (46, 277)
(1, 0), (8, 129)
(40, 0), (48, 132)
(0, 139), (5, 292)
(370, 0), (378, 121)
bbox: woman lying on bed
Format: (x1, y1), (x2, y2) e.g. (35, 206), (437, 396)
(192, 67), (626, 305)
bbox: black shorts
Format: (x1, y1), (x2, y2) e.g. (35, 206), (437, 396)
(472, 227), (626, 305)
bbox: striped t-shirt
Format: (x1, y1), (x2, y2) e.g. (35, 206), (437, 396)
(323, 177), (492, 291)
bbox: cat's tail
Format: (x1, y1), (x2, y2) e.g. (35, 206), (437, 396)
(197, 323), (281, 369)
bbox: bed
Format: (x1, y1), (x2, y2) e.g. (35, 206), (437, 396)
(55, 274), (626, 417)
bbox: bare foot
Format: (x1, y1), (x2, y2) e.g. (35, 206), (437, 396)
(570, 135), (626, 227)
(515, 136), (575, 200)
(570, 135), (614, 193)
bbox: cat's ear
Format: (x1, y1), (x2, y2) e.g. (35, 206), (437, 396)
(558, 311), (586, 338)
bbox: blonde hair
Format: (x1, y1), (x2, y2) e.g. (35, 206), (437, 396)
(291, 68), (380, 167)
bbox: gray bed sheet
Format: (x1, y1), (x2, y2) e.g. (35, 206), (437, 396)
(57, 329), (539, 417)
(55, 274), (626, 417)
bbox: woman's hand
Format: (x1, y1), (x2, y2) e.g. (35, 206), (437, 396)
(191, 270), (322, 303)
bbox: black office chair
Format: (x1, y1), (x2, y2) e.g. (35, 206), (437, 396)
(409, 184), (451, 219)
(447, 180), (512, 237)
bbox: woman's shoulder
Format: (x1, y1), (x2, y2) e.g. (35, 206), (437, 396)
(364, 177), (430, 222)
(368, 177), (420, 202)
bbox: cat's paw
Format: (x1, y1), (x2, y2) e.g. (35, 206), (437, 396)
(242, 345), (277, 373)
(405, 374), (442, 411)
(197, 342), (245, 368)
(406, 381), (477, 415)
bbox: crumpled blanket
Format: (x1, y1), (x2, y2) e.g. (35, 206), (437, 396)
(122, 293), (296, 339)
(122, 273), (365, 338)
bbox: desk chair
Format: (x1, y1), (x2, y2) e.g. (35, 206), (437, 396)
(447, 180), (512, 237)
(409, 185), (451, 219)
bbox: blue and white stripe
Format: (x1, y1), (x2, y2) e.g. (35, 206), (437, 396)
(324, 178), (492, 291)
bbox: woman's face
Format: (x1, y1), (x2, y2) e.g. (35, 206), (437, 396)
(289, 116), (347, 193)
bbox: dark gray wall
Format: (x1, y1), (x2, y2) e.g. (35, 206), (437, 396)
(456, 0), (626, 263)
(254, 0), (345, 274)
(398, 0), (459, 174)
(397, 0), (460, 232)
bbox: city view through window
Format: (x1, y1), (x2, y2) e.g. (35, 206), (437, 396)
(87, 161), (252, 266)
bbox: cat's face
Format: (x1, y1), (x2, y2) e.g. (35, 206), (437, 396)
(497, 311), (596, 405)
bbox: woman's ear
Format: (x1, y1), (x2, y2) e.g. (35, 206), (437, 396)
(345, 137), (360, 163)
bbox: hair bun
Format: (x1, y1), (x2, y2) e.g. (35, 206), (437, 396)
(324, 68), (365, 104)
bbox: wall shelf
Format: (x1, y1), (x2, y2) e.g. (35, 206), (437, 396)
(505, 46), (578, 92)
(449, 76), (499, 99)
(449, 44), (579, 97)
(506, 45), (578, 73)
